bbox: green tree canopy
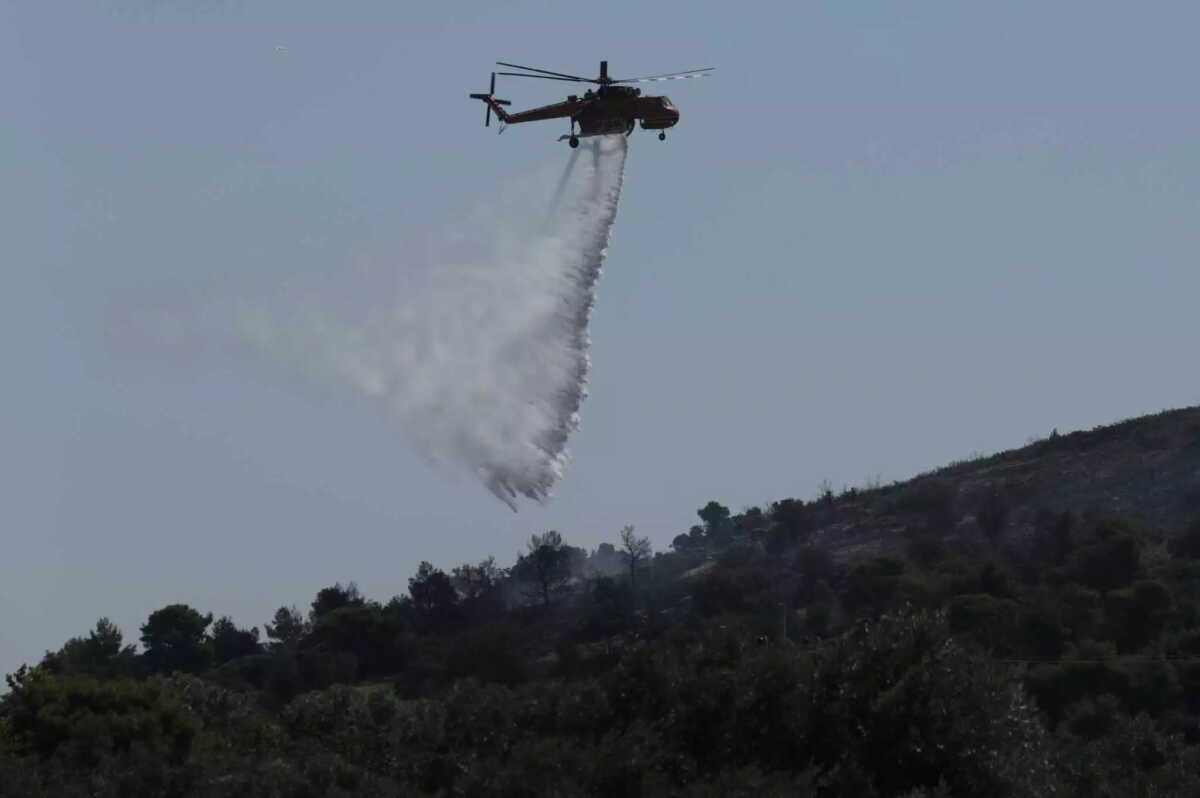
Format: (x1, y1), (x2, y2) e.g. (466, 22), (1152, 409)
(139, 604), (213, 675)
(210, 616), (261, 665)
(309, 581), (365, 622)
(512, 530), (573, 609)
(408, 561), (459, 630)
(264, 605), (309, 649)
(698, 501), (732, 542)
(41, 617), (138, 678)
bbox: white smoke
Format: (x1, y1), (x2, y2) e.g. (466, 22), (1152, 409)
(237, 135), (629, 509)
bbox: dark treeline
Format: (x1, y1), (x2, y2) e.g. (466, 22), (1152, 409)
(6, 424), (1200, 794)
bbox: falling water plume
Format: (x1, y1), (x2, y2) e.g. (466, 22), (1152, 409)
(238, 135), (629, 509)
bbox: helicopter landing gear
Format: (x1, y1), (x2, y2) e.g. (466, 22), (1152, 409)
(569, 135), (579, 148)
(658, 131), (666, 141)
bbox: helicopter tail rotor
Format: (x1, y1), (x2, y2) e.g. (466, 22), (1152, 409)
(468, 72), (511, 127)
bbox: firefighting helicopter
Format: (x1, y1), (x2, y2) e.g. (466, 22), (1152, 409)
(469, 60), (713, 147)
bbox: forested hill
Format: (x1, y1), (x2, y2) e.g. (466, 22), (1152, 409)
(4, 405), (1200, 796)
(808, 404), (1200, 566)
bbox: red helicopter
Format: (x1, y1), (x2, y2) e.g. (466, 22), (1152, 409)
(470, 60), (713, 147)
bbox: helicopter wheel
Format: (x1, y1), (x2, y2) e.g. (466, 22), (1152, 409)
(658, 131), (666, 141)
(569, 136), (579, 148)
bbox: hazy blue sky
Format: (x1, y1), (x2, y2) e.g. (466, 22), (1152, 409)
(4, 0), (1198, 676)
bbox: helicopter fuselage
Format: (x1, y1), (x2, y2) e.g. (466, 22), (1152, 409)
(489, 88), (678, 137)
(471, 60), (707, 144)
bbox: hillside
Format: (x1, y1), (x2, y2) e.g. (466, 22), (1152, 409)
(815, 405), (1200, 564)
(4, 404), (1200, 797)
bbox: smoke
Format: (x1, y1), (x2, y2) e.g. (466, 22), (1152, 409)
(237, 135), (628, 509)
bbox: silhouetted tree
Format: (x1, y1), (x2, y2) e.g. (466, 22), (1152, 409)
(735, 507), (768, 537)
(309, 582), (364, 622)
(619, 525), (652, 590)
(770, 498), (807, 533)
(698, 501), (732, 541)
(450, 556), (504, 601)
(408, 561), (459, 630)
(765, 498), (812, 555)
(211, 617), (261, 665)
(41, 618), (138, 678)
(265, 605), (308, 649)
(140, 604), (213, 675)
(513, 530), (572, 609)
(588, 542), (623, 576)
(304, 602), (405, 679)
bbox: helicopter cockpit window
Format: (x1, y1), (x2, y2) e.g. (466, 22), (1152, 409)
(661, 96), (675, 108)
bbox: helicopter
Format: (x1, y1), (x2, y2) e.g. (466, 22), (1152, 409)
(469, 60), (712, 147)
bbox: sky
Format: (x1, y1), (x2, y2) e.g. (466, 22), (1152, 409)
(3, 0), (1199, 676)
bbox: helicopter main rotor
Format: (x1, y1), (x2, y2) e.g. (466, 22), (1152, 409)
(495, 60), (713, 87)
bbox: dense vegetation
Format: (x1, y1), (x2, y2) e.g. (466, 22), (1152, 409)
(5, 408), (1200, 796)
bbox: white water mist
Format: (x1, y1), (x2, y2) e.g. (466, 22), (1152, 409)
(238, 135), (628, 508)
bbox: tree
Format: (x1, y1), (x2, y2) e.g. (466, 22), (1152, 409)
(41, 618), (138, 678)
(671, 533), (693, 552)
(619, 525), (652, 590)
(309, 582), (364, 623)
(735, 507), (769, 537)
(451, 556), (505, 602)
(698, 501), (732, 542)
(3, 670), (199, 768)
(139, 604), (213, 675)
(805, 609), (1053, 795)
(211, 617), (261, 665)
(771, 498), (809, 534)
(513, 530), (572, 609)
(265, 605), (309, 649)
(304, 603), (405, 679)
(588, 542), (623, 576)
(408, 561), (459, 630)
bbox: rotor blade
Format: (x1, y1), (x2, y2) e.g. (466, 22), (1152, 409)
(496, 61), (589, 81)
(495, 71), (595, 84)
(614, 68), (715, 84)
(486, 103), (491, 127)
